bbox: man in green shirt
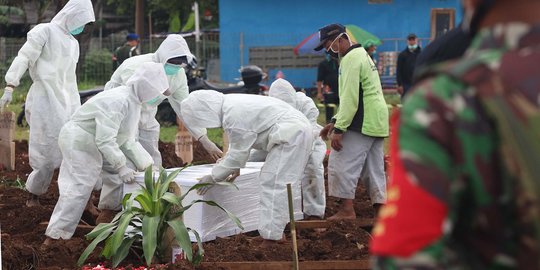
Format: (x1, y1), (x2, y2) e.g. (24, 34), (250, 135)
(316, 24), (389, 219)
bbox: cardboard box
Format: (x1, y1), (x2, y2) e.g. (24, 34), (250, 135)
(123, 162), (304, 242)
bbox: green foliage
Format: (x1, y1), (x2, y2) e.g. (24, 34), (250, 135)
(0, 176), (25, 190)
(78, 166), (243, 267)
(82, 49), (113, 85)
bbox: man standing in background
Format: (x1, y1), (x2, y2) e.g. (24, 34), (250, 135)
(396, 33), (421, 98)
(113, 33), (140, 70)
(316, 52), (339, 124)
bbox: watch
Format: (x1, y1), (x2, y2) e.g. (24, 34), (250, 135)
(333, 127), (344, 134)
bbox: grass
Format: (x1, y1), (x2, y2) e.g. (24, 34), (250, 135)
(10, 102), (225, 147)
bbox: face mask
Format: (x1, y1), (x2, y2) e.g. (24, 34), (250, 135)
(408, 44), (418, 50)
(164, 64), (182, 76)
(146, 95), (164, 106)
(69, 26), (85, 36)
(327, 50), (339, 60)
(328, 33), (344, 54)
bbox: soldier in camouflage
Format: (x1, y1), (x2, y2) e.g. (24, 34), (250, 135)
(370, 0), (540, 269)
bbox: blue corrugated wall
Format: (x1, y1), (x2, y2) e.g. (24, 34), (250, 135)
(219, 0), (462, 88)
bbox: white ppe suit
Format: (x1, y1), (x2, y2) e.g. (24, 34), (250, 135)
(46, 63), (169, 239)
(104, 34), (218, 168)
(181, 90), (313, 240)
(268, 79), (326, 218)
(4, 0), (95, 196)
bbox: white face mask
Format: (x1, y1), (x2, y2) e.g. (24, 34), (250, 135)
(327, 33), (345, 54)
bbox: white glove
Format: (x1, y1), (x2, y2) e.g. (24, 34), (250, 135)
(0, 86), (14, 112)
(197, 174), (216, 195)
(199, 135), (223, 162)
(118, 166), (136, 184)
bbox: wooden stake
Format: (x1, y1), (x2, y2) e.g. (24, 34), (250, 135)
(175, 117), (194, 164)
(222, 130), (229, 155)
(287, 183), (299, 270)
(0, 112), (15, 170)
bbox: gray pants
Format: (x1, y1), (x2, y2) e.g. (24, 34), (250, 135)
(328, 130), (386, 204)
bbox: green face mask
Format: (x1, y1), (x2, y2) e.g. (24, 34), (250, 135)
(146, 96), (163, 106)
(164, 64), (182, 76)
(69, 26), (85, 36)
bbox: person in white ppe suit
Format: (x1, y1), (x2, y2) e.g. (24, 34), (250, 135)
(104, 34), (222, 167)
(44, 63), (169, 243)
(0, 0), (95, 207)
(96, 35), (222, 223)
(181, 90), (313, 244)
(267, 79), (327, 218)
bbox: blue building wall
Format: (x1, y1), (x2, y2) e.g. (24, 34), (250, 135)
(219, 0), (462, 88)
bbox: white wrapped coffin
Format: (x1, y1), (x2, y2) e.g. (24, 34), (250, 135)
(123, 162), (304, 242)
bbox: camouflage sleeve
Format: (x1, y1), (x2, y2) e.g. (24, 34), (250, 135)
(372, 75), (467, 269)
(399, 75), (458, 198)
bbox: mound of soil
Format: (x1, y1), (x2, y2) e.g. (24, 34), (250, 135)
(0, 140), (32, 181)
(1, 140), (378, 269)
(199, 219), (371, 263)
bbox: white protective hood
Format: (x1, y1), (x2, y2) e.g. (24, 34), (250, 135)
(127, 62), (169, 103)
(180, 90), (224, 129)
(152, 34), (194, 64)
(51, 0), (95, 32)
(268, 78), (297, 108)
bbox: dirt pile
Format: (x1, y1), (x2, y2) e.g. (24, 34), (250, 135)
(1, 140), (377, 269)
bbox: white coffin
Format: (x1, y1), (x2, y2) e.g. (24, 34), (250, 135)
(123, 162), (304, 242)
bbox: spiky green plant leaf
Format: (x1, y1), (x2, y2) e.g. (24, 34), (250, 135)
(168, 219), (193, 261)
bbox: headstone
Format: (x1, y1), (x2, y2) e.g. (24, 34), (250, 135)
(0, 112), (15, 170)
(175, 117), (193, 164)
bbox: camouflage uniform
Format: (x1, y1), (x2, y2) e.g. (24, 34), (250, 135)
(370, 23), (540, 270)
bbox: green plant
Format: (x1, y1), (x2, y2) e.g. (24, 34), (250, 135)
(78, 166), (242, 267)
(0, 176), (25, 190)
(82, 49), (113, 85)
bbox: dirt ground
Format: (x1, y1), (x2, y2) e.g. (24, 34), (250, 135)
(1, 140), (377, 270)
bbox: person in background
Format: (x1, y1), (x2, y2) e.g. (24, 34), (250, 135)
(365, 42), (378, 64)
(316, 52), (339, 123)
(371, 0), (540, 269)
(315, 24), (389, 220)
(396, 33), (421, 98)
(112, 33), (140, 70)
(413, 23), (472, 81)
(0, 0), (95, 207)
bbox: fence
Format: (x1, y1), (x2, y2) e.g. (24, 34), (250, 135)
(0, 32), (221, 88)
(0, 33), (429, 89)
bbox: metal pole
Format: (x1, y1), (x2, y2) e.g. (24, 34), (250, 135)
(98, 7), (103, 50)
(193, 2), (201, 59)
(148, 12), (153, 51)
(287, 184), (299, 270)
(135, 0), (145, 38)
(239, 32), (244, 68)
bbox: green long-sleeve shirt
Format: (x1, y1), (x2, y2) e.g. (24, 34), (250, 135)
(334, 45), (389, 137)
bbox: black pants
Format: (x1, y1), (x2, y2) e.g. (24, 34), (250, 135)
(323, 93), (339, 124)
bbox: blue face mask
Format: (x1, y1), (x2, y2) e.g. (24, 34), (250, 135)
(146, 96), (163, 106)
(69, 26), (85, 36)
(408, 44), (418, 51)
(164, 64), (182, 76)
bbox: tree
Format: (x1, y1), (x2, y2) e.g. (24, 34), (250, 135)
(107, 0), (218, 34)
